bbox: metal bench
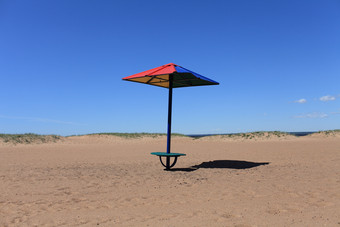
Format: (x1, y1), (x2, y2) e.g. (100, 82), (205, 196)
(151, 152), (186, 170)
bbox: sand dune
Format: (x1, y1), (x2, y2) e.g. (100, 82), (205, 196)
(0, 135), (339, 226)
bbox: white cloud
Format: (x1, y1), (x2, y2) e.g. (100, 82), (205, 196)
(294, 98), (307, 104)
(319, 95), (336, 102)
(294, 112), (328, 119)
(331, 111), (340, 115)
(210, 128), (224, 133)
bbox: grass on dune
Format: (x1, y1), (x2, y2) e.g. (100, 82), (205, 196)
(0, 133), (62, 144)
(316, 129), (340, 136)
(211, 130), (340, 139)
(85, 132), (188, 138)
(1, 130), (339, 144)
(210, 131), (295, 139)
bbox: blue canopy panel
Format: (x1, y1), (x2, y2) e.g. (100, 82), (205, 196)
(172, 66), (219, 88)
(174, 66), (219, 84)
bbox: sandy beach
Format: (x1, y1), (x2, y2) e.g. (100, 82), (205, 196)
(1, 133), (339, 226)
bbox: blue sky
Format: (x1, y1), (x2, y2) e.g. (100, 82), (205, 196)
(1, 0), (339, 136)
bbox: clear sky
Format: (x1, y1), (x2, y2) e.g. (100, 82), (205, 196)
(1, 0), (339, 136)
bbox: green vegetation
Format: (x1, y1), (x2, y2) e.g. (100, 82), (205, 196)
(0, 133), (62, 144)
(213, 131), (294, 140)
(83, 132), (188, 139)
(316, 129), (340, 136)
(3, 130), (338, 144)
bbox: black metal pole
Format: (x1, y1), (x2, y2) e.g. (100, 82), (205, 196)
(166, 75), (173, 169)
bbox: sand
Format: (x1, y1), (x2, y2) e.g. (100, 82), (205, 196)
(0, 135), (339, 226)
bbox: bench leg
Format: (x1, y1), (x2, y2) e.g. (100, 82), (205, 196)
(166, 157), (170, 170)
(159, 156), (178, 170)
(169, 157), (178, 168)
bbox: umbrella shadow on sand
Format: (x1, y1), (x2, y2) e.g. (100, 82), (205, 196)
(170, 160), (270, 172)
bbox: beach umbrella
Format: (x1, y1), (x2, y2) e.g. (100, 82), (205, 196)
(122, 63), (219, 169)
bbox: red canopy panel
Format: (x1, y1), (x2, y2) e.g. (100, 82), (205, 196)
(123, 63), (177, 80)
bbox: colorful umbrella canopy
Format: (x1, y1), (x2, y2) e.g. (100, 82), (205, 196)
(123, 63), (219, 170)
(122, 63), (219, 88)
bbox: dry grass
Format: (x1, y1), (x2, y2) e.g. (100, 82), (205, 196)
(0, 133), (62, 144)
(2, 130), (339, 144)
(80, 133), (188, 139)
(309, 129), (340, 137)
(207, 131), (295, 140)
